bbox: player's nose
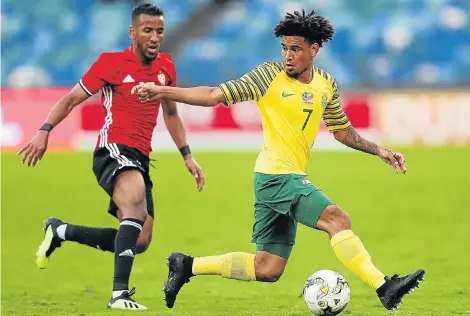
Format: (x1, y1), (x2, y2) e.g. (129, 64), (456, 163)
(149, 38), (159, 47)
(149, 32), (159, 42)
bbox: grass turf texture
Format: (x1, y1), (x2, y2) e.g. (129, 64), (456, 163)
(2, 147), (469, 316)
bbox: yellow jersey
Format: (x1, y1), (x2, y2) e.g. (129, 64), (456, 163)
(218, 62), (351, 175)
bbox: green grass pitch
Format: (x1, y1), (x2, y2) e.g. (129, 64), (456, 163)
(2, 147), (469, 316)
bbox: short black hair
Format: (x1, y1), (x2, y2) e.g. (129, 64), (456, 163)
(132, 3), (164, 23)
(274, 9), (334, 47)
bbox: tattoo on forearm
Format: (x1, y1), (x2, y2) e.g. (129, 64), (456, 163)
(342, 127), (380, 155)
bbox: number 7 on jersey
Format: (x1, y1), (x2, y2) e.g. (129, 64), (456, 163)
(302, 109), (313, 131)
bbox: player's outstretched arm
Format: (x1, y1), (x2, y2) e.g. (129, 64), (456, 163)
(162, 98), (205, 191)
(132, 83), (225, 107)
(333, 126), (407, 174)
(17, 84), (90, 167)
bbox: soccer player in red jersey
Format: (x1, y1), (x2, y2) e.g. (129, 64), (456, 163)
(17, 3), (203, 310)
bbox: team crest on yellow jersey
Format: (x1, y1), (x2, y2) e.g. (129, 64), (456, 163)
(302, 92), (314, 104)
(321, 93), (328, 108)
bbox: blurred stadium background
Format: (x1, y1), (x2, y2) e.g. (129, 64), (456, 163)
(2, 0), (470, 151)
(1, 1), (469, 315)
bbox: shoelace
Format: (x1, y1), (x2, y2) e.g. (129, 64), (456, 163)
(385, 274), (400, 281)
(124, 287), (137, 301)
(114, 287), (137, 303)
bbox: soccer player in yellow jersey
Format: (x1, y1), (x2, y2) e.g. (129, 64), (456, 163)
(132, 9), (425, 312)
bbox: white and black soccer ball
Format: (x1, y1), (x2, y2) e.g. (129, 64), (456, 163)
(302, 270), (350, 315)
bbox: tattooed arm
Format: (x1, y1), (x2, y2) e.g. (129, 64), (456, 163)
(323, 75), (407, 174)
(334, 126), (407, 174)
(333, 126), (380, 155)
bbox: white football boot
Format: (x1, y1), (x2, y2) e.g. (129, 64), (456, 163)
(107, 287), (147, 310)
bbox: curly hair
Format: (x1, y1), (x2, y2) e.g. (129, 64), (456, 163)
(274, 9), (334, 47)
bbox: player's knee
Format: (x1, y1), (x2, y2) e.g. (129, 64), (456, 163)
(335, 208), (351, 231)
(125, 198), (148, 222)
(261, 272), (282, 283)
(136, 234), (152, 254)
(129, 194), (148, 219)
(255, 266), (284, 282)
(114, 170), (148, 221)
(126, 180), (147, 213)
(318, 205), (351, 237)
(254, 253), (286, 283)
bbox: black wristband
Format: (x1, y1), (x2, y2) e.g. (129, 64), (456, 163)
(39, 123), (53, 132)
(179, 145), (191, 157)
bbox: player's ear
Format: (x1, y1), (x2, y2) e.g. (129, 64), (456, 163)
(311, 43), (320, 57)
(129, 24), (136, 40)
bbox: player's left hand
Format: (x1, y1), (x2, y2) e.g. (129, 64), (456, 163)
(184, 156), (205, 191)
(131, 82), (162, 103)
(378, 147), (407, 174)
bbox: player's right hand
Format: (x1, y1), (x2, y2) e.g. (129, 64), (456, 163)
(17, 131), (49, 167)
(131, 82), (162, 103)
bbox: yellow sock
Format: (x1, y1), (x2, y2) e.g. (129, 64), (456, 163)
(193, 252), (256, 281)
(331, 230), (385, 290)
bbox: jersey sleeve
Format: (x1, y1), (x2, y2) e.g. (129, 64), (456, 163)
(168, 62), (176, 87)
(217, 62), (283, 106)
(79, 53), (114, 96)
(161, 53), (177, 87)
(322, 77), (351, 132)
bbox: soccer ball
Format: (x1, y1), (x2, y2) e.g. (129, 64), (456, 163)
(302, 270), (350, 315)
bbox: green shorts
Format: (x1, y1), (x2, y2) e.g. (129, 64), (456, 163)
(251, 173), (334, 259)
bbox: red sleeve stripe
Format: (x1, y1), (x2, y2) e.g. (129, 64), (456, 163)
(79, 79), (93, 96)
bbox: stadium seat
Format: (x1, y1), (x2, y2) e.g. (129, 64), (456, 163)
(2, 0), (469, 88)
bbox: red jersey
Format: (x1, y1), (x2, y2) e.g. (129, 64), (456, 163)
(79, 45), (176, 157)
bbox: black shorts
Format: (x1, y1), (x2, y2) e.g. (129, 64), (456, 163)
(92, 143), (154, 218)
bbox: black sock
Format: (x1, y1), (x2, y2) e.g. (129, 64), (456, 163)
(113, 218), (143, 291)
(65, 225), (117, 252)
